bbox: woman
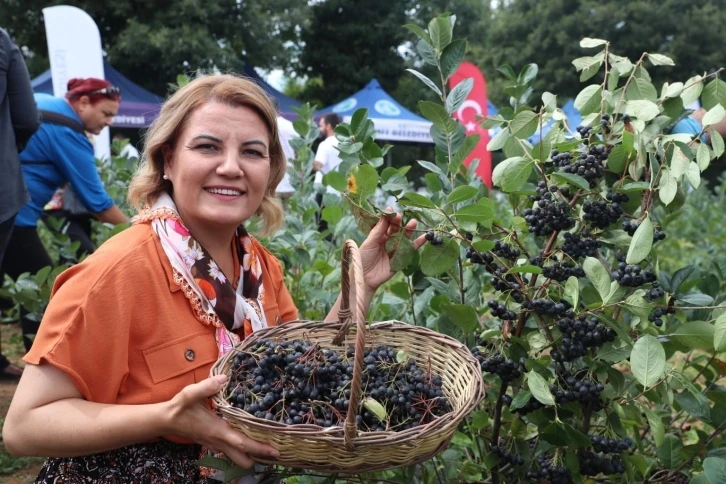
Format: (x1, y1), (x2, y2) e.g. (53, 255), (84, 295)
(1, 77), (128, 351)
(3, 74), (423, 482)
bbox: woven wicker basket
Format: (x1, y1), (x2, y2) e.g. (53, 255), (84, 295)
(210, 240), (485, 473)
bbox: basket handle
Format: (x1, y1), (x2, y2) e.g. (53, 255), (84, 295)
(331, 240), (367, 449)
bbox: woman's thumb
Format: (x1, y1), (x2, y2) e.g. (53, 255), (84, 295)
(186, 375), (229, 401)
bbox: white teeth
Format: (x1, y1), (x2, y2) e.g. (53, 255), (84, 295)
(206, 188), (243, 196)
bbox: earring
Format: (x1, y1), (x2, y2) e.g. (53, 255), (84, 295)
(163, 174), (169, 180)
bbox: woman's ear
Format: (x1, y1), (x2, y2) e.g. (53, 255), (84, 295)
(162, 145), (173, 174)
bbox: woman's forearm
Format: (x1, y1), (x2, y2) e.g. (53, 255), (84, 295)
(95, 204), (128, 225)
(4, 398), (170, 458)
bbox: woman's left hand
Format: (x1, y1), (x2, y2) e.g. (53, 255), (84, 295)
(358, 211), (426, 296)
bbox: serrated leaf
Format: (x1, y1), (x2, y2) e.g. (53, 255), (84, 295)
(671, 321), (715, 350)
(673, 391), (711, 423)
(385, 232), (415, 272)
(621, 181), (651, 192)
(680, 75), (703, 106)
(625, 100), (660, 122)
(349, 164), (378, 199)
(626, 214), (653, 264)
(510, 111), (539, 139)
(407, 69), (442, 96)
(454, 203), (495, 226)
(715, 313), (726, 352)
(696, 143), (711, 172)
(623, 293), (653, 321)
(659, 170), (677, 205)
(429, 16), (452, 52)
(527, 371), (555, 406)
(631, 335), (666, 388)
(597, 341), (631, 362)
(583, 257), (611, 301)
(648, 53), (675, 66)
(703, 104), (726, 127)
(664, 82), (684, 99)
(565, 276), (579, 310)
(551, 172), (591, 191)
(510, 390), (532, 411)
(642, 407), (665, 447)
(657, 434), (684, 469)
(492, 156), (533, 192)
(452, 134), (480, 169)
(420, 236), (459, 276)
(702, 78), (726, 111)
(363, 397), (388, 422)
(669, 145), (690, 178)
(416, 39), (438, 66)
(572, 55), (600, 72)
(704, 457), (726, 484)
(542, 92), (557, 112)
(446, 77), (473, 114)
(710, 129), (725, 157)
(574, 85), (602, 116)
(446, 186), (478, 206)
(441, 40), (467, 81)
(440, 301), (479, 333)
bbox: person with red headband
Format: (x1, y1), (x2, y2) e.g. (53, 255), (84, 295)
(1, 77), (129, 352)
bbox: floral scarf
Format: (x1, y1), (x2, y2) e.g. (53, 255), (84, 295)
(133, 193), (267, 358)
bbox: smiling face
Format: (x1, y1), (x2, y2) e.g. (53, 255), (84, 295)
(163, 101), (271, 237)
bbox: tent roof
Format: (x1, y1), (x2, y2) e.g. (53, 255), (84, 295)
(241, 63), (301, 120)
(31, 60), (163, 128)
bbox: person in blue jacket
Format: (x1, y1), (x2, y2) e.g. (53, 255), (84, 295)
(672, 106), (726, 145)
(1, 77), (128, 351)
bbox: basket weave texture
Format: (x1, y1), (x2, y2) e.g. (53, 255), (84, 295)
(210, 240), (485, 473)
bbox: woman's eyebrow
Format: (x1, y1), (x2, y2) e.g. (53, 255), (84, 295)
(191, 134), (223, 143)
(243, 139), (268, 149)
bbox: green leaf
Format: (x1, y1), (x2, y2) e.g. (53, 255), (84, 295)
(350, 108), (369, 139)
(642, 407), (665, 447)
(625, 100), (660, 122)
(400, 191), (437, 209)
(583, 256), (611, 301)
(440, 301), (479, 333)
(406, 69), (442, 97)
(454, 202), (495, 226)
(491, 156), (533, 192)
(674, 390), (711, 422)
(626, 78), (658, 103)
(715, 313), (726, 352)
(385, 232), (415, 272)
(517, 64), (538, 85)
(510, 390), (532, 411)
(621, 181), (651, 192)
(606, 145), (629, 173)
(429, 16), (452, 52)
(527, 371), (555, 406)
(395, 349), (408, 363)
(659, 170), (677, 206)
(486, 128), (510, 152)
(416, 39), (438, 66)
(671, 321), (715, 350)
(680, 75), (703, 106)
(441, 39), (467, 81)
(197, 455), (233, 471)
(663, 96), (685, 121)
(623, 129), (635, 156)
(687, 162), (701, 189)
(626, 214), (653, 264)
(574, 85), (602, 116)
(703, 104), (726, 127)
(696, 143), (712, 172)
(497, 65), (517, 81)
(622, 292), (653, 321)
(542, 92), (557, 112)
(669, 145), (690, 178)
(322, 206), (343, 226)
(597, 341), (631, 362)
(565, 276), (579, 310)
(452, 134), (480, 170)
(704, 457), (726, 484)
(664, 81), (684, 98)
(677, 292), (714, 306)
(419, 101), (457, 135)
(702, 78), (726, 111)
(403, 24), (432, 46)
(631, 335), (666, 388)
(648, 53), (675, 66)
(580, 37), (607, 48)
(420, 236), (459, 276)
(446, 78), (473, 114)
(510, 111), (539, 139)
(350, 164), (378, 199)
(710, 129), (725, 158)
(551, 172), (591, 191)
(506, 264), (543, 275)
(324, 170), (347, 191)
(363, 397), (388, 422)
(657, 434), (684, 469)
(446, 186), (478, 206)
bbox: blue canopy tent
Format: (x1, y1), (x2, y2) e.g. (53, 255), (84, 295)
(31, 61), (164, 128)
(317, 79), (436, 144)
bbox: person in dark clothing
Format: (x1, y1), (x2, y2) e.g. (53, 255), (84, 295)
(0, 27), (41, 379)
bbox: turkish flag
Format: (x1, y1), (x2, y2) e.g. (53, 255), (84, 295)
(448, 61), (492, 187)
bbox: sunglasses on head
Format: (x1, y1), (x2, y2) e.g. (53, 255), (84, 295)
(88, 86), (121, 98)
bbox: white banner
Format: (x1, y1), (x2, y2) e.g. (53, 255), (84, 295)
(43, 5), (110, 159)
(342, 116), (434, 144)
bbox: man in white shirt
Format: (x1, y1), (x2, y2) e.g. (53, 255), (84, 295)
(313, 113), (343, 196)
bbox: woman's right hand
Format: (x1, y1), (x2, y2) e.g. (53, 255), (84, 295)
(164, 374), (280, 468)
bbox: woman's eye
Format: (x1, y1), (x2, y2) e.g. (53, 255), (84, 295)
(196, 144), (218, 152)
(244, 149), (264, 157)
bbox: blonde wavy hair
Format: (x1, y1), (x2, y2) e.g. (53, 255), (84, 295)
(128, 74), (285, 235)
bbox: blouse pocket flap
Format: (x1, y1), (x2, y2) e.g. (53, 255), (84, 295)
(143, 330), (217, 384)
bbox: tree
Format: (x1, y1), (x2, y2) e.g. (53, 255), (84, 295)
(471, 0), (726, 108)
(1, 0), (308, 95)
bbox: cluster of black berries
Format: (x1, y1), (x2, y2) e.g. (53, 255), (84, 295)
(487, 300), (517, 320)
(551, 315), (616, 362)
(531, 181), (571, 201)
(611, 262), (656, 287)
(490, 271), (526, 302)
(227, 340), (450, 432)
(524, 199), (576, 236)
(562, 145), (608, 186)
(600, 113), (612, 133)
(522, 298), (572, 317)
(513, 396), (545, 415)
(465, 247), (493, 266)
(589, 435), (634, 454)
(425, 231), (444, 245)
(577, 125), (593, 139)
(492, 240), (520, 260)
(578, 451), (625, 476)
(472, 353), (525, 383)
(648, 306), (675, 327)
(582, 192), (628, 229)
(541, 260), (585, 282)
(552, 371), (606, 409)
(561, 231), (603, 259)
(526, 454), (573, 484)
(491, 445), (525, 466)
(646, 281), (665, 300)
(622, 220), (667, 242)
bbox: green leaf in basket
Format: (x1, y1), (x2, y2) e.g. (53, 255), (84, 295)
(197, 455), (233, 471)
(363, 397), (388, 422)
(395, 349), (408, 363)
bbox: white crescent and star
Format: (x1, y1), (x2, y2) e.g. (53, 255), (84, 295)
(456, 99), (483, 133)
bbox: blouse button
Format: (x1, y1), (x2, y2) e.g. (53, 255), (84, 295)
(184, 349), (195, 361)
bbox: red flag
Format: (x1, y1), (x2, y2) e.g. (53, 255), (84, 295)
(448, 61), (492, 187)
